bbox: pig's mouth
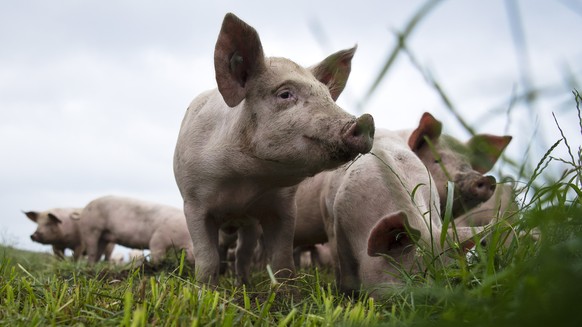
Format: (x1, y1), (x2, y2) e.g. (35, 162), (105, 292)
(303, 135), (356, 163)
(30, 234), (48, 244)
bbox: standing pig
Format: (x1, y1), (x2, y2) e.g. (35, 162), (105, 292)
(24, 208), (114, 261)
(401, 112), (512, 217)
(173, 13), (374, 285)
(79, 195), (195, 266)
(320, 130), (479, 295)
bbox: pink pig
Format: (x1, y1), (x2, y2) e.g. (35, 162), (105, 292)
(173, 13), (374, 285)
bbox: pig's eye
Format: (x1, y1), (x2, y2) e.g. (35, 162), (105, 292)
(278, 90), (293, 99)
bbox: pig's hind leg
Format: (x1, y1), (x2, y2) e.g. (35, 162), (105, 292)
(258, 199), (296, 280)
(234, 221), (261, 285)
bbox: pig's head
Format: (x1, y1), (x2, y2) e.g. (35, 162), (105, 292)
(363, 211), (479, 294)
(24, 210), (79, 244)
(214, 13), (374, 177)
(408, 112), (512, 217)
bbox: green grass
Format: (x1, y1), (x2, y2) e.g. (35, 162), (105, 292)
(1, 207), (581, 327)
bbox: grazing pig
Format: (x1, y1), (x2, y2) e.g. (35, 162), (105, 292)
(401, 112), (512, 217)
(24, 208), (114, 261)
(79, 196), (195, 267)
(317, 130), (479, 295)
(292, 114), (509, 254)
(173, 13), (374, 285)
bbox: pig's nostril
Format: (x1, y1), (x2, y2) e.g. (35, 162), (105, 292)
(342, 114), (375, 154)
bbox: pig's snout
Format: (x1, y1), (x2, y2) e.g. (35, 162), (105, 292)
(473, 175), (496, 201)
(342, 113), (375, 155)
(30, 232), (39, 242)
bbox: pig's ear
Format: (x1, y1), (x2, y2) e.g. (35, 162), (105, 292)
(467, 134), (512, 173)
(367, 211), (421, 257)
(310, 45), (357, 101)
(24, 211), (39, 222)
(70, 211), (81, 220)
(214, 13), (265, 107)
(48, 213), (62, 224)
(408, 112), (443, 152)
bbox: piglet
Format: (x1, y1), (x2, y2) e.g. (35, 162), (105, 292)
(317, 130), (479, 295)
(24, 208), (114, 261)
(173, 13), (374, 285)
(79, 195), (195, 266)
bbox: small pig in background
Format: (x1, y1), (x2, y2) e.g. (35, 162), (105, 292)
(24, 208), (114, 261)
(79, 195), (195, 267)
(401, 112), (512, 218)
(173, 13), (374, 285)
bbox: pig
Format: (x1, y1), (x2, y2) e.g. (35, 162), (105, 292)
(401, 112), (512, 217)
(24, 208), (114, 261)
(293, 113), (510, 254)
(318, 130), (480, 295)
(79, 195), (195, 267)
(173, 13), (374, 285)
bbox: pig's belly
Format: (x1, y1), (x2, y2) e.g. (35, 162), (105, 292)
(102, 228), (151, 250)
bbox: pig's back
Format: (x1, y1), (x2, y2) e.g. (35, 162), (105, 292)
(82, 196), (176, 249)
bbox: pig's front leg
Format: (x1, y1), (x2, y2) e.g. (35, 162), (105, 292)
(334, 221), (361, 295)
(83, 232), (102, 265)
(184, 200), (220, 285)
(72, 244), (84, 261)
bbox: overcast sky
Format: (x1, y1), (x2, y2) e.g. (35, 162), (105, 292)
(2, 0), (581, 256)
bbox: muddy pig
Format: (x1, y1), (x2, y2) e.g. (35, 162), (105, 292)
(401, 112), (512, 217)
(24, 208), (114, 261)
(79, 195), (195, 266)
(173, 13), (374, 285)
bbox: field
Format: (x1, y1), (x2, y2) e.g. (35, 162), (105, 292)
(1, 93), (581, 326)
(2, 2), (581, 325)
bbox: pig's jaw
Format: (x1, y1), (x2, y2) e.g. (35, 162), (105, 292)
(302, 134), (358, 164)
